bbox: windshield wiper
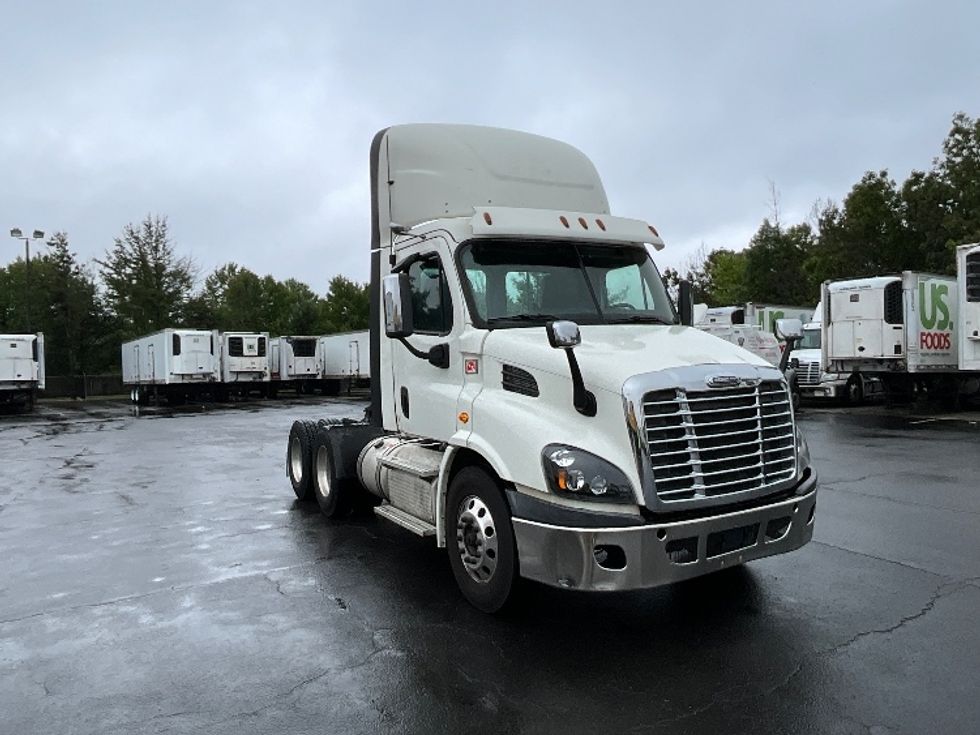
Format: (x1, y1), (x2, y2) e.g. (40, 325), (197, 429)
(486, 313), (562, 325)
(605, 314), (674, 325)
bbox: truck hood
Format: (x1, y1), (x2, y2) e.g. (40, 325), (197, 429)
(482, 324), (771, 393)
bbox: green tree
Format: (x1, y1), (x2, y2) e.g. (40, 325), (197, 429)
(741, 220), (815, 304)
(97, 215), (195, 337)
(318, 275), (369, 333)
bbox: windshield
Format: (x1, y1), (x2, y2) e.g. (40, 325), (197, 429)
(458, 240), (676, 327)
(795, 328), (821, 350)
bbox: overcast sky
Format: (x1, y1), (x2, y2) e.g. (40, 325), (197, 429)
(1, 1), (977, 293)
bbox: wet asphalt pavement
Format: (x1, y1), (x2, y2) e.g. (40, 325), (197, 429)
(1, 399), (978, 734)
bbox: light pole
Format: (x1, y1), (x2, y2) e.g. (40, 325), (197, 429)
(9, 228), (45, 331)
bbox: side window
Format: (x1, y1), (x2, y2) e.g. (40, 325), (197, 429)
(408, 255), (453, 334)
(604, 265), (652, 309)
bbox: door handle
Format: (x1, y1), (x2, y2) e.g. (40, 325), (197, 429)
(400, 386), (410, 418)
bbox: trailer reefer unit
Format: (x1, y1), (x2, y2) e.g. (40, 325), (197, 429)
(0, 333), (45, 409)
(285, 124), (817, 613)
(695, 307), (781, 366)
(957, 243), (980, 372)
(122, 329), (219, 402)
(317, 331), (368, 393)
(219, 332), (270, 391)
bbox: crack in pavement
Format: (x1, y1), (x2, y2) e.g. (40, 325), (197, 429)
(810, 539), (946, 578)
(820, 482), (980, 517)
(0, 555), (331, 627)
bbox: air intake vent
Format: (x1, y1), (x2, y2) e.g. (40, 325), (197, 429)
(884, 281), (903, 325)
(967, 252), (980, 303)
(502, 365), (539, 397)
(227, 336), (244, 356)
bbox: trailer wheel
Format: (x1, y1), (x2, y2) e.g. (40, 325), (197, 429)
(846, 375), (864, 405)
(447, 467), (518, 613)
(287, 420), (317, 501)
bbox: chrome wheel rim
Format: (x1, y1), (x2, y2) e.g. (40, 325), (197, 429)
(455, 495), (498, 583)
(315, 445), (332, 498)
(289, 437), (304, 483)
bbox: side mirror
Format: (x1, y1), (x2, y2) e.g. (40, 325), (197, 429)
(383, 273), (414, 338)
(678, 280), (693, 326)
(774, 317), (803, 341)
(546, 320), (581, 349)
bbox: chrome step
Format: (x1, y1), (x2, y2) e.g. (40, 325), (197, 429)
(374, 503), (436, 537)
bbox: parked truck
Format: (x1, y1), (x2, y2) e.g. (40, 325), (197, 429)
(0, 333), (45, 410)
(695, 306), (782, 366)
(821, 272), (971, 399)
(317, 331), (369, 394)
(286, 124), (817, 612)
(218, 331), (270, 396)
(270, 336), (320, 395)
(790, 302), (881, 403)
(122, 329), (220, 404)
(746, 303), (814, 334)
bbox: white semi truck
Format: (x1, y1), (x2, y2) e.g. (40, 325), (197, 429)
(821, 272), (973, 399)
(317, 331), (369, 394)
(121, 329), (220, 404)
(0, 333), (45, 410)
(790, 303), (881, 402)
(286, 124), (817, 612)
(695, 306), (782, 366)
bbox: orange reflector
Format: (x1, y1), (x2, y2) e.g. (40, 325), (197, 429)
(483, 211), (492, 225)
(557, 470), (568, 490)
(458, 412), (470, 424)
(578, 217), (588, 229)
(648, 225), (659, 237)
(559, 215), (570, 228)
(596, 219), (606, 231)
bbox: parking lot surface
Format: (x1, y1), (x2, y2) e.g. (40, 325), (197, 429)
(1, 399), (978, 734)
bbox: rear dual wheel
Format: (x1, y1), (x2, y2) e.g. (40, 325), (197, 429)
(287, 420), (317, 500)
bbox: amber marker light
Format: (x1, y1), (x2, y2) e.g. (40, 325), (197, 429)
(458, 412), (470, 424)
(483, 211), (493, 225)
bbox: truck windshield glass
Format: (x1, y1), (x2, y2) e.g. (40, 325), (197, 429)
(459, 240), (675, 327)
(797, 328), (821, 350)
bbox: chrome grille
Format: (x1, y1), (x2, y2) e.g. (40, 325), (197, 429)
(643, 380), (796, 502)
(796, 360), (821, 386)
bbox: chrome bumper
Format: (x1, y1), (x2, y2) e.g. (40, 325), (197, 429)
(513, 482), (817, 592)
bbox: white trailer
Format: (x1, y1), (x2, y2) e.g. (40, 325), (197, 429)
(121, 329), (220, 403)
(270, 336), (320, 395)
(746, 303), (815, 333)
(789, 302), (881, 403)
(0, 333), (45, 410)
(317, 331), (369, 394)
(957, 243), (980, 372)
(285, 124), (816, 613)
(822, 272), (966, 399)
(695, 306), (782, 366)
(218, 331), (270, 394)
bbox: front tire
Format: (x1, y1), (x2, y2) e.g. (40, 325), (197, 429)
(287, 420), (317, 501)
(446, 467), (518, 613)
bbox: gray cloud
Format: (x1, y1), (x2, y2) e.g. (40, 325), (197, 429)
(2, 1), (977, 292)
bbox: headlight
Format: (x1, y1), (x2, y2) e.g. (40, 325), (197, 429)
(541, 445), (634, 503)
(795, 426), (811, 474)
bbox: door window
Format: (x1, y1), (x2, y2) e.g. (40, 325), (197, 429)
(408, 255), (453, 334)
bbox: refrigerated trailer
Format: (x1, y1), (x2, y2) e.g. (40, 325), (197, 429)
(957, 243), (980, 372)
(218, 331), (270, 395)
(822, 272), (973, 399)
(270, 336), (320, 395)
(695, 307), (782, 366)
(0, 333), (45, 410)
(284, 124), (817, 613)
(317, 331), (369, 394)
(122, 329), (219, 403)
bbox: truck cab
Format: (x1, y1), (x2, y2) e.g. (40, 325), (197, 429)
(288, 124), (817, 612)
(791, 303), (878, 402)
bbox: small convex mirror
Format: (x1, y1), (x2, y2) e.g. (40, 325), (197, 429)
(774, 317), (803, 341)
(546, 320), (582, 349)
(383, 273), (414, 338)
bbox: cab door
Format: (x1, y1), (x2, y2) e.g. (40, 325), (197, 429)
(389, 239), (463, 441)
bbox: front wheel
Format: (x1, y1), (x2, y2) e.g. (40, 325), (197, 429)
(446, 467), (518, 613)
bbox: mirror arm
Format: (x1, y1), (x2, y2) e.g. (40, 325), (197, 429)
(564, 348), (597, 417)
(396, 337), (450, 369)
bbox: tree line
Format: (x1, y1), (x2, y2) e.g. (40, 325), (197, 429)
(0, 216), (368, 376)
(663, 112), (980, 307)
